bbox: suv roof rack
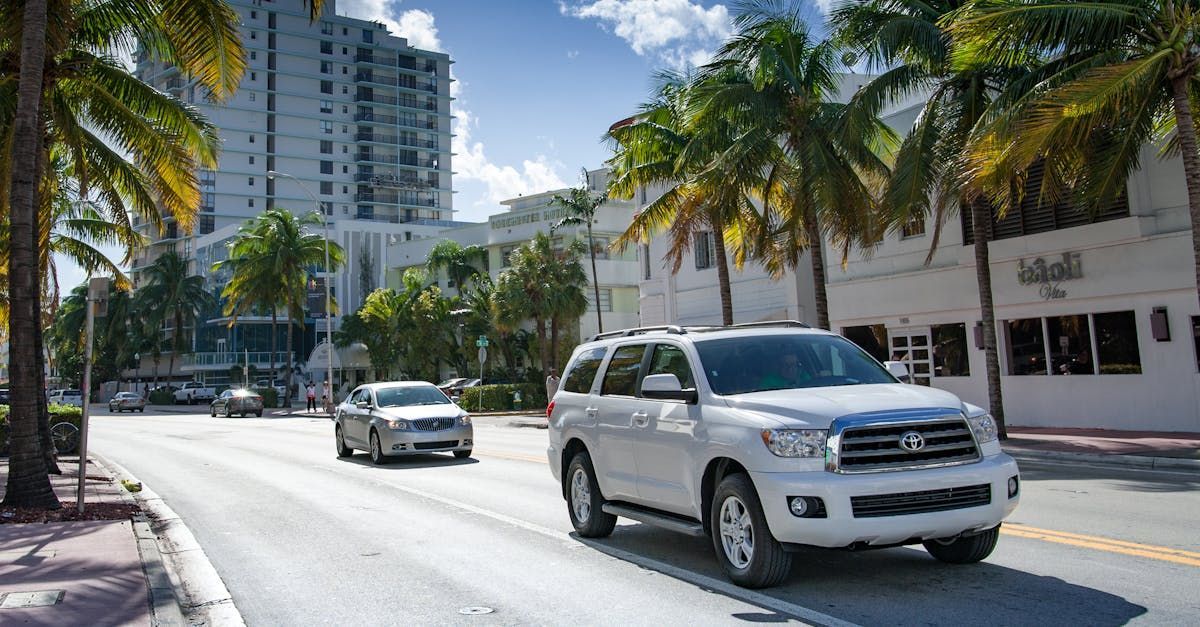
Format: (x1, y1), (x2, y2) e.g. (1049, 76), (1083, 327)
(589, 325), (686, 342)
(730, 320), (811, 329)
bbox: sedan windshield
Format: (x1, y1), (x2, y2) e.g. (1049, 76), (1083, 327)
(375, 386), (450, 407)
(694, 334), (895, 395)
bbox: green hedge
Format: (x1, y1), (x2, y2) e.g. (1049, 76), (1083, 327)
(0, 404), (85, 456)
(458, 383), (547, 412)
(256, 388), (280, 408)
(149, 390), (175, 405)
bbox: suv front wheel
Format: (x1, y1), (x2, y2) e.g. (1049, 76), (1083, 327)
(711, 473), (792, 588)
(566, 451), (616, 538)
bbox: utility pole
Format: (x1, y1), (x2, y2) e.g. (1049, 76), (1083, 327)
(77, 277), (109, 513)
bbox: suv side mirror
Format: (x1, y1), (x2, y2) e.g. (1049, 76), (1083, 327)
(884, 361), (910, 380)
(355, 400), (370, 409)
(641, 374), (698, 403)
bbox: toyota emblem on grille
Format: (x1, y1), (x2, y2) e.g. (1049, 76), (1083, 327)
(899, 431), (925, 452)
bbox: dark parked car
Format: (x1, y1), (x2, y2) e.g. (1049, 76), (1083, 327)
(210, 389), (264, 417)
(0, 389), (9, 405)
(108, 392), (147, 413)
(435, 377), (467, 394)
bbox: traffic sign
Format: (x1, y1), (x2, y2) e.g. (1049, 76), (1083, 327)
(477, 347), (487, 364)
(475, 335), (489, 348)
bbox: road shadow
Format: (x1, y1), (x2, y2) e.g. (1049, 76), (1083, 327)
(337, 452), (479, 470)
(1017, 459), (1200, 493)
(573, 524), (1147, 626)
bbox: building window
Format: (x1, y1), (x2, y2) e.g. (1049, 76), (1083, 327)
(342, 46), (348, 55)
(320, 201), (333, 215)
(320, 140), (332, 154)
(341, 124), (348, 133)
(320, 60), (332, 74)
(1095, 311), (1142, 374)
(250, 51), (257, 60)
(362, 29), (374, 43)
(842, 324), (889, 363)
(248, 155), (255, 164)
(342, 66), (348, 74)
(342, 145), (348, 153)
(342, 85), (348, 94)
(640, 244), (651, 280)
(342, 185), (348, 193)
(320, 40), (332, 54)
(247, 176), (255, 186)
(320, 80), (332, 94)
(1005, 318), (1046, 375)
(249, 134), (255, 144)
(342, 105), (348, 114)
(248, 198), (255, 207)
(250, 10), (257, 19)
(590, 236), (610, 260)
(319, 99), (332, 113)
(901, 216), (926, 239)
(342, 165), (348, 173)
(250, 31), (257, 40)
(320, 120), (332, 134)
(248, 92), (256, 102)
(320, 181), (333, 195)
(320, 160), (333, 174)
(320, 22), (333, 35)
(589, 288), (613, 312)
(250, 71), (257, 81)
(1047, 314), (1092, 375)
(500, 245), (517, 268)
(931, 323), (970, 377)
(693, 231), (716, 270)
(199, 215), (215, 235)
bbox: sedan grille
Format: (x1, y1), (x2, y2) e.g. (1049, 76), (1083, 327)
(851, 484), (991, 518)
(413, 440), (459, 450)
(835, 417), (979, 473)
(412, 417), (457, 431)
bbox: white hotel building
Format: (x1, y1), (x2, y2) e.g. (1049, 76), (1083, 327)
(636, 79), (1200, 434)
(129, 0), (457, 386)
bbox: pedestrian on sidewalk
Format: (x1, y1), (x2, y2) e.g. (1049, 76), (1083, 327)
(305, 381), (317, 412)
(545, 368), (560, 405)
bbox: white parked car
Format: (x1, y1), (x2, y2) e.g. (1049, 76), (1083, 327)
(548, 322), (1020, 588)
(48, 389), (84, 407)
(173, 381), (216, 405)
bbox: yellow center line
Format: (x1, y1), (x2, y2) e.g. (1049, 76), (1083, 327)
(1002, 523), (1200, 567)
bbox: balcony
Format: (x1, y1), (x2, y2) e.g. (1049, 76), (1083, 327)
(355, 153), (438, 168)
(355, 51), (395, 65)
(353, 112), (439, 130)
(354, 73), (438, 93)
(181, 351), (296, 371)
(353, 93), (439, 110)
(354, 132), (438, 150)
(353, 173), (436, 189)
(354, 192), (438, 207)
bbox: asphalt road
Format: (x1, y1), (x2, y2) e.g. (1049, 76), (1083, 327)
(89, 408), (1200, 626)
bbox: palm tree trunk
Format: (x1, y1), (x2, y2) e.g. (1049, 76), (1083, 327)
(270, 309), (278, 387)
(550, 317), (560, 370)
(166, 311), (180, 391)
(804, 213), (830, 329)
(586, 224), (603, 333)
(713, 223), (734, 326)
(971, 199), (1007, 439)
(1170, 75), (1200, 323)
(3, 0), (58, 508)
(284, 314), (294, 408)
(535, 317), (549, 374)
(34, 144), (58, 474)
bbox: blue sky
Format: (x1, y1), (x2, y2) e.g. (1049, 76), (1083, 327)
(55, 0), (830, 292)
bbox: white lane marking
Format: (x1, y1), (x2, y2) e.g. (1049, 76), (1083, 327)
(354, 474), (859, 627)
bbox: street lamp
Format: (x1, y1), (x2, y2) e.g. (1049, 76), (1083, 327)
(267, 170), (334, 407)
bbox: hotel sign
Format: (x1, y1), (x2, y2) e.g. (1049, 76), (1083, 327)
(490, 207), (569, 230)
(1017, 252), (1082, 300)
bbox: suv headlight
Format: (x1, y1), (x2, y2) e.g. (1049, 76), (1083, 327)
(761, 429), (827, 458)
(386, 419), (409, 430)
(967, 414), (998, 444)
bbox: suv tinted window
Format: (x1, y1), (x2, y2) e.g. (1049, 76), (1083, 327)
(562, 347), (606, 393)
(695, 334), (894, 395)
(647, 344), (694, 389)
(601, 344), (646, 396)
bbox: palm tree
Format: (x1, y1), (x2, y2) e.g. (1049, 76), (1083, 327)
(699, 1), (893, 330)
(426, 239), (488, 296)
(138, 251), (213, 388)
(830, 0), (1042, 437)
(608, 71), (761, 326)
(948, 1), (1200, 318)
(552, 171), (608, 332)
(217, 209), (344, 405)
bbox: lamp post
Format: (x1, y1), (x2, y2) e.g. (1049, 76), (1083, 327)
(267, 170), (334, 407)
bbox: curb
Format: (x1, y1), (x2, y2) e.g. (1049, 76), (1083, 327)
(93, 452), (246, 627)
(1004, 447), (1200, 472)
(508, 418), (549, 429)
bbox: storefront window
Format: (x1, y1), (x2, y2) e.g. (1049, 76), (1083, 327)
(931, 323), (970, 377)
(842, 324), (888, 362)
(1095, 311), (1142, 374)
(1047, 315), (1093, 375)
(1006, 318), (1047, 375)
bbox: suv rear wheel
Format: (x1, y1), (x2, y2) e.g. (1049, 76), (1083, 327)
(566, 451), (616, 538)
(711, 473), (791, 588)
(923, 525), (1000, 564)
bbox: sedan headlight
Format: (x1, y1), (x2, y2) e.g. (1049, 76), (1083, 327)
(761, 429), (827, 458)
(459, 415), (471, 426)
(386, 419), (409, 430)
(967, 413), (998, 444)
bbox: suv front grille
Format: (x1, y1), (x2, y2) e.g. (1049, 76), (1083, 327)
(851, 483), (991, 518)
(835, 417), (979, 473)
(413, 417), (456, 431)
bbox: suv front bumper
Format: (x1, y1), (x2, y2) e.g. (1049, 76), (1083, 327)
(749, 454), (1019, 548)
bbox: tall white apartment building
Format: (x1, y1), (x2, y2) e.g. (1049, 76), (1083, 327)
(129, 0), (457, 387)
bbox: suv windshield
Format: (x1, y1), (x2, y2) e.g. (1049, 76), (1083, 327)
(375, 385), (450, 407)
(694, 333), (895, 395)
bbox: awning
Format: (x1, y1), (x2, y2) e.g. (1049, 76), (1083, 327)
(306, 341), (370, 371)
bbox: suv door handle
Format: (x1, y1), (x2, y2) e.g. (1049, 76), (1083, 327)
(632, 411), (649, 427)
(586, 407), (598, 418)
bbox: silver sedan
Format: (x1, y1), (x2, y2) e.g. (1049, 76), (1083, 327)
(334, 382), (473, 465)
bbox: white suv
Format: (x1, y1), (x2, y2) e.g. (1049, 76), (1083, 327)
(547, 322), (1020, 588)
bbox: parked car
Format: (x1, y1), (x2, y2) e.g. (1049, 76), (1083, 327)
(174, 381), (216, 405)
(0, 388), (9, 405)
(210, 389), (264, 417)
(548, 322), (1019, 589)
(253, 379), (288, 399)
(334, 382), (473, 465)
(435, 377), (467, 394)
(48, 389), (84, 407)
(446, 378), (481, 400)
(108, 392), (147, 413)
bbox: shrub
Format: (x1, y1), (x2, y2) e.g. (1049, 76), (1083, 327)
(256, 388), (279, 408)
(0, 404), (85, 456)
(459, 383), (546, 412)
(149, 389), (175, 405)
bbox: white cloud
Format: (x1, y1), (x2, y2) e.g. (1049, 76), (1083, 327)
(338, 1), (443, 51)
(567, 49), (580, 59)
(812, 0), (834, 13)
(452, 103), (569, 205)
(560, 0), (731, 69)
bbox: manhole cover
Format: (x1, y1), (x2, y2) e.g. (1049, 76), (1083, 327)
(459, 606), (494, 615)
(0, 590), (65, 609)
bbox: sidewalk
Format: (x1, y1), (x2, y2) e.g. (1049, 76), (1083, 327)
(1003, 427), (1200, 471)
(0, 457), (179, 626)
